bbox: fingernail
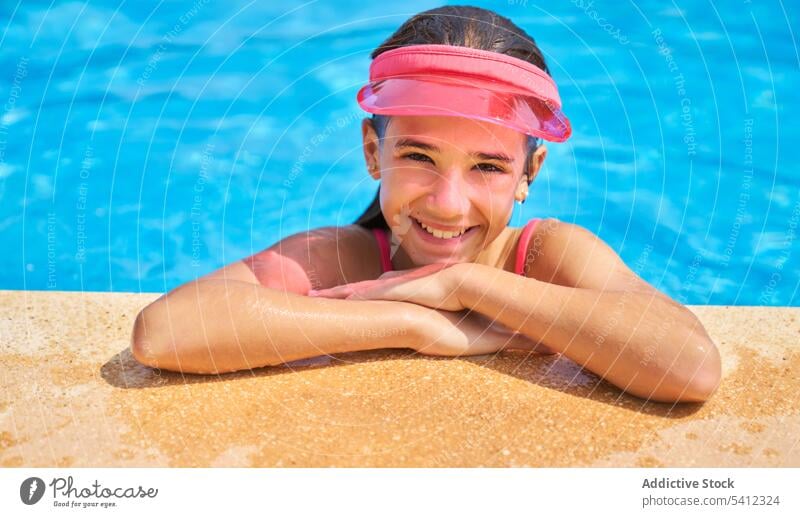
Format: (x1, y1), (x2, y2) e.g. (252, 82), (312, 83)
(308, 289), (319, 297)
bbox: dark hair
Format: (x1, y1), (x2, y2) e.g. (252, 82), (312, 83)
(354, 5), (550, 230)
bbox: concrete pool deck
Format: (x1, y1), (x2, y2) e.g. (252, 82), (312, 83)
(1, 290), (798, 467)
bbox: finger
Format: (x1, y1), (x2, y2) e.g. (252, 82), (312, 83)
(311, 286), (353, 299)
(322, 278), (403, 300)
(410, 262), (452, 277)
(462, 337), (505, 357)
(345, 284), (392, 301)
(382, 262), (449, 281)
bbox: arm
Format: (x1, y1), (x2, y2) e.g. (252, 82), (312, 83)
(420, 308), (555, 356)
(454, 221), (721, 403)
(131, 223), (541, 373)
(323, 221), (721, 402)
(131, 279), (427, 374)
(456, 265), (719, 402)
(131, 225), (427, 374)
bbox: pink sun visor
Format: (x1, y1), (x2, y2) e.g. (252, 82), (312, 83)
(356, 44), (571, 142)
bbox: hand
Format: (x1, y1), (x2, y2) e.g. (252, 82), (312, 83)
(415, 309), (556, 357)
(310, 262), (466, 311)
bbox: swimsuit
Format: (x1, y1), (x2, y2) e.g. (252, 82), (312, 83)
(371, 218), (542, 275)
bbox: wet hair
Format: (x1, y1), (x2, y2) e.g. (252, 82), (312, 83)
(354, 5), (549, 230)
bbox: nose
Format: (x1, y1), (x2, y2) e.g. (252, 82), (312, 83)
(426, 169), (471, 219)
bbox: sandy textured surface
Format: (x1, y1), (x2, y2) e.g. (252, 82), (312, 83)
(1, 290), (798, 467)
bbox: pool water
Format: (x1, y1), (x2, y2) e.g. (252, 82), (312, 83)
(0, 0), (797, 305)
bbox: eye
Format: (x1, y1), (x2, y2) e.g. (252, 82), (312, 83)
(401, 152), (434, 164)
(474, 163), (506, 174)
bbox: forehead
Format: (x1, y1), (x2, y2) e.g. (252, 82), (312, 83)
(384, 115), (528, 156)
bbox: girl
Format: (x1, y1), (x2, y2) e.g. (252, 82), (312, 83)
(131, 6), (721, 403)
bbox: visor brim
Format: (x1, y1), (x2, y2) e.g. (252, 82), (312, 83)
(357, 75), (571, 143)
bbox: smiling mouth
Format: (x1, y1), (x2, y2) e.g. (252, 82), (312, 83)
(411, 216), (478, 240)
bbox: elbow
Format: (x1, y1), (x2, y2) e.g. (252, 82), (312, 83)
(130, 304), (173, 370)
(130, 298), (219, 374)
(658, 308), (722, 403)
(677, 335), (722, 403)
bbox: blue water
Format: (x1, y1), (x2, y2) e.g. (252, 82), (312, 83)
(0, 0), (797, 305)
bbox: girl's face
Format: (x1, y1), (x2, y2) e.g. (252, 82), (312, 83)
(362, 115), (547, 266)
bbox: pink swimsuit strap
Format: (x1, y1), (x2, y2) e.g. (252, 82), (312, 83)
(372, 218), (542, 276)
(514, 218), (542, 276)
(371, 228), (394, 274)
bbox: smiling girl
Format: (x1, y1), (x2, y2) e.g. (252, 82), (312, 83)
(131, 6), (721, 403)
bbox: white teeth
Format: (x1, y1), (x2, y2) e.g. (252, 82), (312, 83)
(417, 219), (468, 239)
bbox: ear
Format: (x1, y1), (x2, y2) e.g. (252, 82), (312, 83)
(514, 144), (547, 203)
(362, 118), (381, 180)
(526, 144), (547, 184)
(514, 175), (528, 203)
(516, 145), (547, 202)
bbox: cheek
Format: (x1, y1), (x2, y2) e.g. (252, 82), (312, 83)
(474, 180), (516, 212)
(475, 186), (517, 234)
(379, 172), (410, 206)
(380, 168), (429, 205)
(378, 173), (418, 230)
(484, 201), (514, 231)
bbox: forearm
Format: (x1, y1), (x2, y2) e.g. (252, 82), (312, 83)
(131, 280), (423, 373)
(398, 305), (555, 358)
(456, 265), (720, 402)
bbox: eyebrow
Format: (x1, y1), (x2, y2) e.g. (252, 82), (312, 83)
(394, 138), (516, 163)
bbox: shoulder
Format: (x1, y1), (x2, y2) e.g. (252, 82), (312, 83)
(244, 224), (384, 289)
(525, 218), (618, 284)
(513, 217), (559, 275)
(534, 218), (601, 253)
(524, 219), (671, 299)
(267, 224), (375, 254)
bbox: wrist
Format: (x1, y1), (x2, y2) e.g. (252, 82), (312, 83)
(448, 262), (482, 310)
